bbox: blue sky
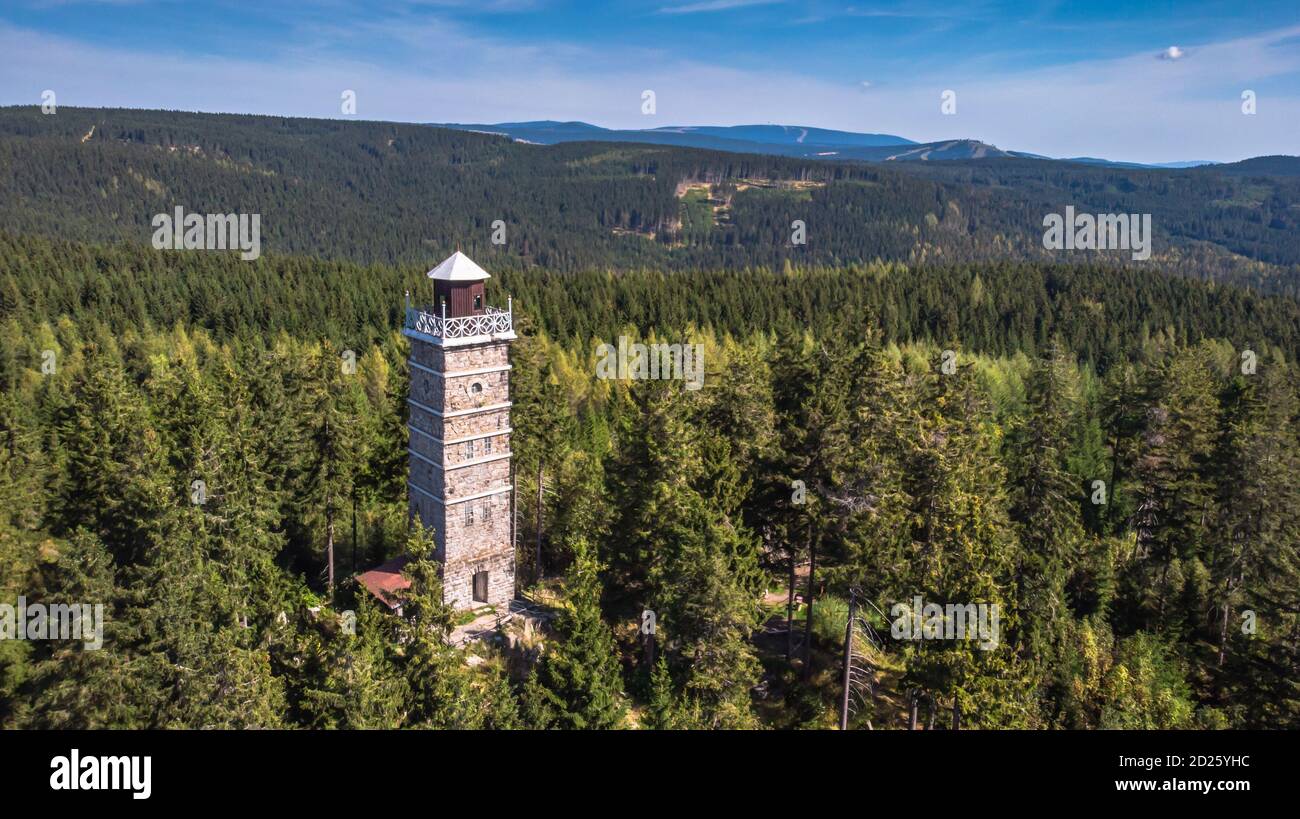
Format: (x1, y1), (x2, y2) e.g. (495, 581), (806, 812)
(2, 0), (1298, 162)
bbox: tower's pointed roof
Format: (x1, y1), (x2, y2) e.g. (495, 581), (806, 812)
(426, 251), (490, 282)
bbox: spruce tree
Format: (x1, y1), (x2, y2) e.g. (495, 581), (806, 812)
(524, 538), (625, 729)
(1007, 341), (1086, 721)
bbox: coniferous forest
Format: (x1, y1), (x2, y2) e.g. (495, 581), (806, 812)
(2, 107), (1300, 732)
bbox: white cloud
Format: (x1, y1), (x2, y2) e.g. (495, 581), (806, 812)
(659, 0), (781, 14)
(1158, 45), (1187, 60)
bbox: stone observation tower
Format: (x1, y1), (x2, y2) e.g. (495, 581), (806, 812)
(402, 251), (516, 610)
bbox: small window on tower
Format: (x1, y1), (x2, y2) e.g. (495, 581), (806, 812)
(464, 505), (474, 526)
(464, 440), (474, 459)
(483, 501), (493, 521)
(484, 437), (493, 454)
(471, 382), (483, 394)
(496, 415), (503, 430)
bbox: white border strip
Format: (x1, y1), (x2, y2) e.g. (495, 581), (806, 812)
(403, 328), (517, 347)
(407, 482), (513, 506)
(408, 424), (512, 445)
(408, 398), (511, 418)
(409, 361), (512, 379)
(409, 448), (511, 471)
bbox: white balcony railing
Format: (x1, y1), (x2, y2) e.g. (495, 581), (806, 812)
(405, 298), (513, 340)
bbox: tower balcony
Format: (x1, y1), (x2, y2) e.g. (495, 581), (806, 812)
(403, 298), (516, 347)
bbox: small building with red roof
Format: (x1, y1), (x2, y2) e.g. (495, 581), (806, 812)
(356, 556), (413, 615)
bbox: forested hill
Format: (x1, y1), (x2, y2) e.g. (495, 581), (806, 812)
(2, 106), (1299, 295)
(5, 231), (1300, 375)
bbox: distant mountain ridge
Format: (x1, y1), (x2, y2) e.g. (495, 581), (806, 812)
(441, 119), (923, 158)
(1061, 156), (1219, 170)
(646, 124), (915, 148)
(436, 119), (1221, 169)
(2, 106), (1297, 297)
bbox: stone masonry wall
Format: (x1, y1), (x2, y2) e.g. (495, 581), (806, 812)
(444, 457), (510, 499)
(443, 489), (513, 609)
(442, 407), (510, 440)
(442, 546), (514, 610)
(407, 331), (515, 611)
(444, 431), (509, 466)
(407, 493), (447, 562)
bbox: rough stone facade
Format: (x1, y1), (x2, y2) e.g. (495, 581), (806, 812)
(406, 334), (515, 611)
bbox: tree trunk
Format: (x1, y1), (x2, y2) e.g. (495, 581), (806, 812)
(952, 697), (962, 731)
(351, 488), (358, 574)
(1218, 599), (1231, 667)
(1106, 431), (1123, 527)
(801, 526), (817, 681)
(785, 541), (797, 661)
(326, 508), (335, 601)
(512, 468), (519, 598)
(908, 692), (919, 730)
(534, 462), (544, 582)
(839, 593), (856, 730)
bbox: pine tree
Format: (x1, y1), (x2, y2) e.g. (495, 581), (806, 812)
(822, 333), (914, 596)
(1210, 362), (1300, 723)
(1099, 360), (1146, 536)
(50, 343), (172, 567)
(392, 527), (519, 729)
(1007, 340), (1087, 721)
(609, 378), (764, 727)
(297, 341), (366, 599)
(1098, 633), (1197, 729)
(17, 531), (133, 728)
(524, 538), (625, 729)
(897, 352), (1034, 728)
(642, 655), (680, 730)
(1123, 344), (1220, 637)
(297, 596), (410, 729)
(510, 322), (572, 581)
